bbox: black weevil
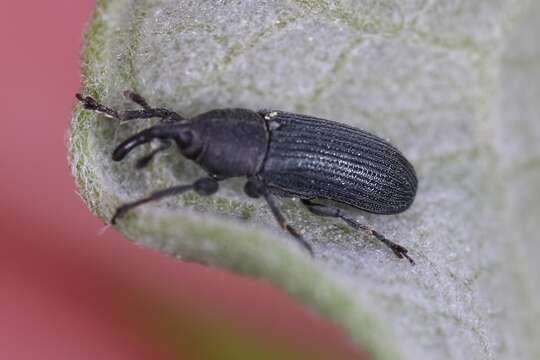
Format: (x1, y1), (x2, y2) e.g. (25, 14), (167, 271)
(76, 91), (418, 264)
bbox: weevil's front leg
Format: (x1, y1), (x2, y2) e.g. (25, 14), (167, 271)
(112, 177), (218, 225)
(244, 178), (313, 255)
(76, 91), (184, 122)
(301, 199), (414, 265)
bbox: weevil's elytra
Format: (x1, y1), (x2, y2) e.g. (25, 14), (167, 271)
(76, 91), (418, 264)
(260, 112), (417, 215)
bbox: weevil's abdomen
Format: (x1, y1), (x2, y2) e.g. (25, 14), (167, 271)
(260, 112), (417, 214)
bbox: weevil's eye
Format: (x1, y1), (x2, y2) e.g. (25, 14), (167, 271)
(177, 130), (202, 159)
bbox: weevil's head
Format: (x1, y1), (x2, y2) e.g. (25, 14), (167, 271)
(111, 121), (203, 165)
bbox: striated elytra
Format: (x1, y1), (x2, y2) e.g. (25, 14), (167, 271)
(76, 91), (418, 264)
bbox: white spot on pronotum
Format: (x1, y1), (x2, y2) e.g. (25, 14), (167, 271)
(264, 111), (279, 120)
(265, 111), (281, 130)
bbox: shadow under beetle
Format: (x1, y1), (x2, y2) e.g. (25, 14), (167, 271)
(76, 91), (418, 264)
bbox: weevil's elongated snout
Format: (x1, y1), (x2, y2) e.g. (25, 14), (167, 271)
(113, 128), (153, 161)
(112, 124), (191, 161)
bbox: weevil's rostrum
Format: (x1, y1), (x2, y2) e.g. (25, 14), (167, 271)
(261, 112), (417, 215)
(76, 92), (418, 264)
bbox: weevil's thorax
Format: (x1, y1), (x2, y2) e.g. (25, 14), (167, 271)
(187, 109), (269, 178)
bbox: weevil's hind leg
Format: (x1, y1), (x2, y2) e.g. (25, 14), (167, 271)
(75, 92), (185, 122)
(301, 199), (414, 265)
(244, 179), (313, 255)
(112, 177), (219, 225)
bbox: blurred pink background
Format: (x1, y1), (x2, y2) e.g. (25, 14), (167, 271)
(0, 2), (365, 359)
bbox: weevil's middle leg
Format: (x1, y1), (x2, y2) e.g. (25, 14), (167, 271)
(75, 92), (184, 122)
(244, 178), (313, 255)
(301, 199), (414, 265)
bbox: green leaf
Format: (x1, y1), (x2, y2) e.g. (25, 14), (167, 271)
(69, 1), (540, 358)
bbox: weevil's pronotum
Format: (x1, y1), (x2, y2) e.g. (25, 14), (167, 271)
(76, 91), (418, 264)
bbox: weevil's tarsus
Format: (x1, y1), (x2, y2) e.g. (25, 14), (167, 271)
(301, 199), (414, 265)
(76, 93), (119, 119)
(111, 177), (219, 225)
(245, 178), (314, 255)
(135, 140), (172, 169)
(75, 92), (185, 122)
